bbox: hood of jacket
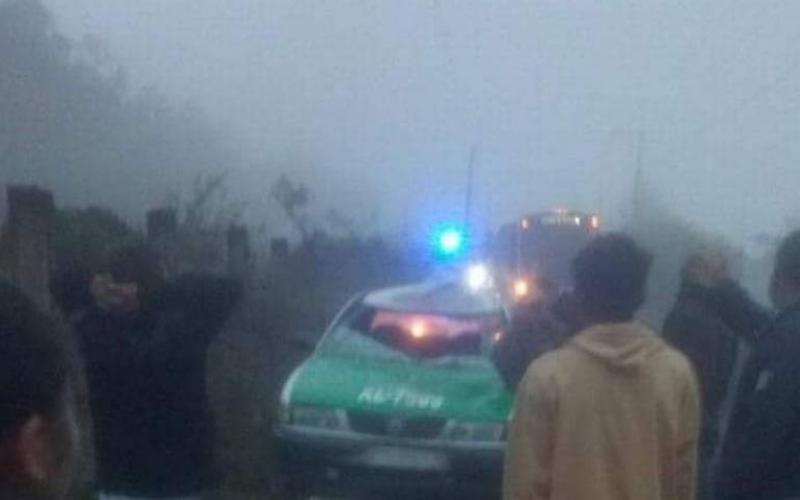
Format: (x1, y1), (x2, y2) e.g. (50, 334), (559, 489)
(569, 322), (665, 371)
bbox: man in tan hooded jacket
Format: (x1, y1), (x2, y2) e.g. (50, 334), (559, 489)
(504, 234), (700, 500)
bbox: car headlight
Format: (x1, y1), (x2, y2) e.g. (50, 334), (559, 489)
(289, 406), (347, 431)
(445, 421), (505, 442)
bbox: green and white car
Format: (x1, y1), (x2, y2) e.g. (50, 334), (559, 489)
(276, 280), (513, 499)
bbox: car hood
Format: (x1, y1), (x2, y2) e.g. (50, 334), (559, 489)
(286, 354), (512, 422)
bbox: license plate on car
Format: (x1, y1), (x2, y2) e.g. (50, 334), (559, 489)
(360, 446), (450, 471)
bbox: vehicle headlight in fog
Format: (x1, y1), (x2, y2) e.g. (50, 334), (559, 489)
(513, 279), (530, 298)
(445, 421), (505, 442)
(465, 263), (491, 291)
(290, 406), (347, 431)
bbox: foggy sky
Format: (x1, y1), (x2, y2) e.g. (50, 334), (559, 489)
(40, 0), (800, 247)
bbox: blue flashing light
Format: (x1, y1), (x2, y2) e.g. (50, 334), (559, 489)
(439, 229), (463, 253)
(433, 225), (469, 260)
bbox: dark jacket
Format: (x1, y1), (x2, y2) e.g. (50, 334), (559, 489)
(663, 284), (741, 431)
(701, 282), (770, 346)
(492, 293), (584, 390)
(717, 303), (800, 500)
(69, 274), (241, 497)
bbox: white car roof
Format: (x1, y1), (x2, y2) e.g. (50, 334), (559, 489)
(363, 281), (502, 316)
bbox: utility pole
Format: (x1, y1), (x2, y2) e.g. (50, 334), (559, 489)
(632, 128), (645, 229)
(464, 145), (477, 229)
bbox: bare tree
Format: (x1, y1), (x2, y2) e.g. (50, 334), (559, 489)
(270, 174), (311, 241)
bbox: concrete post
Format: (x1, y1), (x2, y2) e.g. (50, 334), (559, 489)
(227, 224), (251, 279)
(4, 186), (95, 498)
(0, 232), (11, 282)
(146, 207), (178, 277)
(270, 237), (289, 262)
(6, 185), (54, 309)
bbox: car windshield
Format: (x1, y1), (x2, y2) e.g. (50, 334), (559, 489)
(319, 303), (505, 362)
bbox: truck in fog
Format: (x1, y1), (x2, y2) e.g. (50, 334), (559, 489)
(490, 209), (601, 302)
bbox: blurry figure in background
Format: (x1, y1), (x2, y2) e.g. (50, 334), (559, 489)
(0, 281), (81, 500)
(53, 244), (242, 500)
(492, 276), (586, 390)
(715, 231), (800, 500)
(504, 234), (699, 500)
(663, 250), (751, 500)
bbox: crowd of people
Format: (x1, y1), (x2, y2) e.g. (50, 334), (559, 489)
(2, 229), (800, 500)
(501, 230), (800, 500)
